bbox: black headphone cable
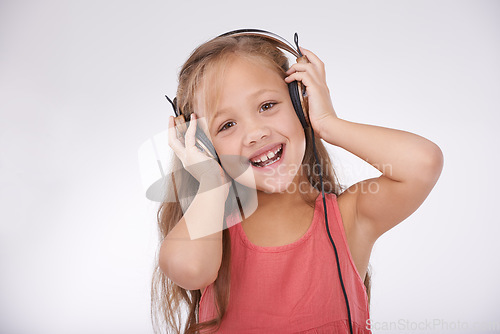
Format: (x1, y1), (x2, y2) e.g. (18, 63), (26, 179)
(310, 126), (354, 334)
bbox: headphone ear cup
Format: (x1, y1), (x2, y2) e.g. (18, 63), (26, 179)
(288, 80), (309, 129)
(194, 127), (220, 164)
(173, 114), (221, 164)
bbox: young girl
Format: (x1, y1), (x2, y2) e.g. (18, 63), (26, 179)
(151, 31), (443, 334)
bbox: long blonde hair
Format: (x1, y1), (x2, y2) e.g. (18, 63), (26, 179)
(151, 34), (372, 334)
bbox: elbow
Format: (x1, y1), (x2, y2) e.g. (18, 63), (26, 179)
(428, 142), (444, 176)
(418, 142), (444, 184)
(175, 263), (213, 291)
(159, 242), (216, 291)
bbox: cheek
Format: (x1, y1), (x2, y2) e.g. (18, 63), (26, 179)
(213, 140), (246, 178)
(283, 104), (305, 132)
(282, 112), (306, 144)
(213, 138), (236, 156)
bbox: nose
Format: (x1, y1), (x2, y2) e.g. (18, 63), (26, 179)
(243, 119), (271, 146)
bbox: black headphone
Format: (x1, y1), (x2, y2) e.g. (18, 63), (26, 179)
(166, 29), (354, 334)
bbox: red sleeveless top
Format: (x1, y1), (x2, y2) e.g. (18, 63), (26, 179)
(199, 193), (371, 333)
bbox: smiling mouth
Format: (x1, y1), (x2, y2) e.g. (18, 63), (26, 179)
(249, 144), (283, 168)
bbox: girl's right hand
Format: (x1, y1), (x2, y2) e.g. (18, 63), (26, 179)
(168, 114), (230, 193)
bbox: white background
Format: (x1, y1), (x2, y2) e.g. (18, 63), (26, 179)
(1, 1), (499, 333)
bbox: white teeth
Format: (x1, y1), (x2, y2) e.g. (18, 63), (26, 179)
(250, 144), (283, 165)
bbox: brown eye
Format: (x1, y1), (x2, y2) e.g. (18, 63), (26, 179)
(219, 121), (236, 132)
(260, 102), (276, 112)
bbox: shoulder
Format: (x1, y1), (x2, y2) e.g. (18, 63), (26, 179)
(336, 186), (377, 245)
(336, 190), (375, 281)
(336, 189), (376, 250)
(336, 190), (357, 238)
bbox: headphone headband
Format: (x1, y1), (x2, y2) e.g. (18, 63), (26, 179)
(166, 29), (305, 118)
(214, 28), (302, 58)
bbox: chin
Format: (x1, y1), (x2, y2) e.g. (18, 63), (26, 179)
(258, 177), (296, 194)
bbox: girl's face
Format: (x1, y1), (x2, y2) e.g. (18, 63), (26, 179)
(197, 55), (306, 193)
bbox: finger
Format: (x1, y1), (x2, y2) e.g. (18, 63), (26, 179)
(285, 62), (324, 82)
(168, 116), (185, 155)
(285, 62), (314, 75)
(298, 46), (325, 71)
(284, 71), (316, 88)
(184, 113), (197, 148)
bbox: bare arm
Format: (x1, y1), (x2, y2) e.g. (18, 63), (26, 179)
(162, 113), (231, 290)
(321, 117), (443, 183)
(321, 117), (444, 241)
(159, 178), (228, 291)
(284, 46), (444, 242)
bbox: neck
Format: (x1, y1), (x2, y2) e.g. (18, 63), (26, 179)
(238, 175), (320, 242)
(254, 174), (319, 214)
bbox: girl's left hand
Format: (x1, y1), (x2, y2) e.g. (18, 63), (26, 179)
(284, 46), (338, 138)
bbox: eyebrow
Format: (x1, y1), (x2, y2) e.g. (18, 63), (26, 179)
(209, 88), (281, 128)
